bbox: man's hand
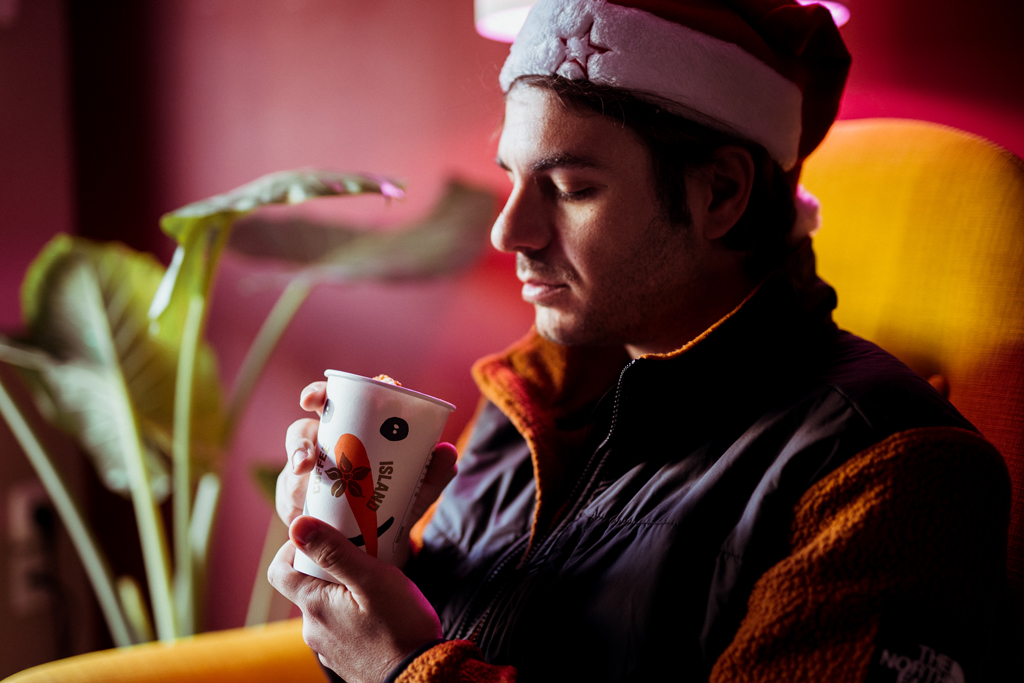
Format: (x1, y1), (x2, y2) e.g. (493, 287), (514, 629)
(268, 516), (443, 683)
(276, 381), (459, 544)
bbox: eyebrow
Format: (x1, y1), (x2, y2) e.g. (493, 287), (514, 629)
(495, 152), (605, 174)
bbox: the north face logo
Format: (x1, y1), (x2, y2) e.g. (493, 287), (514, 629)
(878, 644), (965, 683)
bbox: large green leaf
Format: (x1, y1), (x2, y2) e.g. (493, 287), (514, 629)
(150, 170), (405, 332)
(227, 180), (496, 281)
(0, 236), (225, 497)
(160, 169), (404, 240)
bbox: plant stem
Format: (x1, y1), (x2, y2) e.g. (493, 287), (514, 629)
(0, 375), (135, 647)
(114, 370), (177, 641)
(245, 515), (290, 627)
(188, 472), (220, 631)
(170, 220), (231, 636)
(225, 277), (314, 441)
(117, 576), (156, 643)
(172, 292), (204, 637)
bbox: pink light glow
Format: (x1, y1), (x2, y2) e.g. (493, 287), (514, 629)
(476, 1), (849, 43)
(796, 0), (850, 27)
(475, 6), (532, 43)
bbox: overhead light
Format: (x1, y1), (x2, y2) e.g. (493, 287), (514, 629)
(0, 0), (19, 28)
(800, 1), (850, 27)
(475, 0), (849, 43)
(475, 1), (534, 43)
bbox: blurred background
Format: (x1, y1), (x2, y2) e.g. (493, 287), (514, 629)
(0, 0), (1022, 676)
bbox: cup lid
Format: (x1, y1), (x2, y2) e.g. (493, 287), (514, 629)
(324, 370), (456, 412)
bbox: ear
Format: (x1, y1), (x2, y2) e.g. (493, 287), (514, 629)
(696, 145), (755, 241)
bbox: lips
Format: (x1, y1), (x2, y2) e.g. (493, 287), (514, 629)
(520, 278), (568, 304)
(517, 254), (572, 305)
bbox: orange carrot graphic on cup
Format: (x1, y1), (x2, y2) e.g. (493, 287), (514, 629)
(324, 433), (379, 558)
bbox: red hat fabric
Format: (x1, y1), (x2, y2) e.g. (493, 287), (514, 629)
(500, 0), (851, 171)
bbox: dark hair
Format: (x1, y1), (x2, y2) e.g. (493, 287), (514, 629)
(512, 75), (796, 279)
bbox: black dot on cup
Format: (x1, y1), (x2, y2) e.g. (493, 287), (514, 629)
(380, 417), (409, 442)
(322, 398), (334, 423)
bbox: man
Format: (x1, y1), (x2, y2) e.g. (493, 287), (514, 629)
(269, 1), (1011, 682)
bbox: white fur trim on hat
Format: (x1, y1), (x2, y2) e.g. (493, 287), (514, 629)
(500, 0), (805, 170)
(789, 184), (822, 247)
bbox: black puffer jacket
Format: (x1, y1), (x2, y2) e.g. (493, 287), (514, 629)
(403, 244), (1009, 683)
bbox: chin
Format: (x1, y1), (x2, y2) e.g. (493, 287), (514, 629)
(534, 310), (604, 348)
(533, 310), (573, 346)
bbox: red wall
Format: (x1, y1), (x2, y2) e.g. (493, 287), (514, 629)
(0, 0), (74, 331)
(0, 2), (97, 675)
(837, 0), (1024, 156)
(2, 0), (1022, 641)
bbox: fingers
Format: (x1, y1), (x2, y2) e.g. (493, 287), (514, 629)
(289, 516), (376, 587)
(267, 538), (300, 598)
(268, 516), (443, 683)
(300, 381), (327, 416)
(267, 537), (332, 610)
(285, 418), (319, 473)
(278, 418), (320, 525)
(407, 442), (459, 526)
(422, 442), (458, 495)
(276, 468), (306, 526)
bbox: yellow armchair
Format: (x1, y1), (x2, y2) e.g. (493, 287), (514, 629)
(2, 619), (321, 683)
(6, 118), (1023, 681)
(801, 118), (1024, 609)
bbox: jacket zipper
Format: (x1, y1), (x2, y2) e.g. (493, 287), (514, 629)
(449, 533), (529, 642)
(453, 359), (637, 644)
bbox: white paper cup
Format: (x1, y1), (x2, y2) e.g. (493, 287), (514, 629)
(294, 370), (455, 580)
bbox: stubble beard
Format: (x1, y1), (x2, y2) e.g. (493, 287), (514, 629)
(516, 251), (586, 346)
(522, 213), (697, 350)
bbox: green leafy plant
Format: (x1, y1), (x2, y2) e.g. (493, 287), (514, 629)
(0, 170), (495, 645)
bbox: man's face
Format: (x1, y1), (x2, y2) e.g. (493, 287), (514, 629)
(493, 85), (725, 356)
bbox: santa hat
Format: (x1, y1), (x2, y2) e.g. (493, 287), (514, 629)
(500, 0), (851, 173)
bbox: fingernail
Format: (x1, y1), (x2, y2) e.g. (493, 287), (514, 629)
(292, 444), (310, 472)
(292, 518), (316, 545)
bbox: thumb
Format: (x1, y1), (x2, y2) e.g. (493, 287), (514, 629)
(289, 515), (376, 585)
(419, 442), (458, 500)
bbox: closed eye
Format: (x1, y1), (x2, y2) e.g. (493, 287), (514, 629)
(556, 186), (597, 201)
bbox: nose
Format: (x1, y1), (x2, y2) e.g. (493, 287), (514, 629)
(490, 182), (552, 254)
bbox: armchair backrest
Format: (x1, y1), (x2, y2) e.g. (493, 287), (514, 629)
(801, 118), (1024, 611)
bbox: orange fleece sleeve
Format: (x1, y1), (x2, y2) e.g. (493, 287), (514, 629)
(395, 640), (517, 683)
(710, 426), (1010, 682)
